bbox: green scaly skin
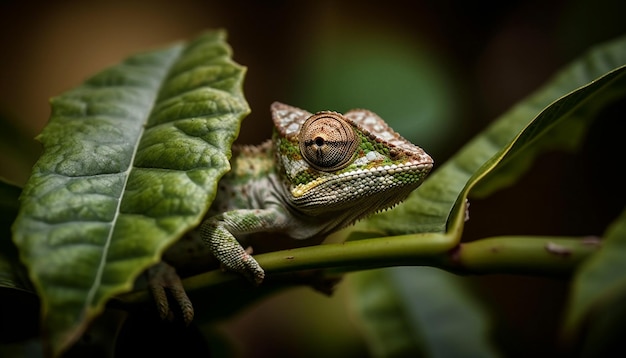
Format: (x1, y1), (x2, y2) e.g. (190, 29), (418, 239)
(150, 102), (433, 322)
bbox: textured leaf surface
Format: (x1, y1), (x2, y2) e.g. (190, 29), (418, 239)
(11, 30), (249, 355)
(350, 267), (498, 358)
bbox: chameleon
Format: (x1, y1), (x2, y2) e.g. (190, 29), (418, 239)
(149, 102), (433, 322)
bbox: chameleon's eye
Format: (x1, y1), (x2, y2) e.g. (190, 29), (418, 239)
(299, 113), (359, 171)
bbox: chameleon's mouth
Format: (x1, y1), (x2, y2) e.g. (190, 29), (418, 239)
(290, 160), (432, 202)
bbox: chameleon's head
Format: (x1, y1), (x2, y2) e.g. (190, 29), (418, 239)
(271, 102), (433, 217)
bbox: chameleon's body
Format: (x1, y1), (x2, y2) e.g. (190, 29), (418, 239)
(152, 102), (433, 321)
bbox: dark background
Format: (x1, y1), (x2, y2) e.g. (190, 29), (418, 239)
(1, 1), (625, 357)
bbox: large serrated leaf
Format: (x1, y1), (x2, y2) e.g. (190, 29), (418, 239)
(11, 30), (249, 356)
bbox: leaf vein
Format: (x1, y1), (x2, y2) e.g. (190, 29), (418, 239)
(82, 48), (183, 312)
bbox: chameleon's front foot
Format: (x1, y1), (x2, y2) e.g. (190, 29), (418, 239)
(200, 216), (267, 285)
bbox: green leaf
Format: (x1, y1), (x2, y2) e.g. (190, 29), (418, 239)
(350, 267), (498, 358)
(564, 208), (626, 343)
(359, 35), (626, 237)
(11, 30), (249, 356)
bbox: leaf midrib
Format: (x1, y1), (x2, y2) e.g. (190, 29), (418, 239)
(83, 46), (183, 309)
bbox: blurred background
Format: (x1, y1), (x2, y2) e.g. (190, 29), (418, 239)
(1, 0), (625, 357)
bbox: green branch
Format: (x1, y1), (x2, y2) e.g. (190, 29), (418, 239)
(447, 236), (601, 276)
(113, 234), (600, 309)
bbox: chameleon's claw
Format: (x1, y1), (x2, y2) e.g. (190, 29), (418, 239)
(220, 247), (265, 285)
(147, 261), (194, 324)
(242, 246), (265, 285)
(244, 261), (265, 286)
(218, 259), (265, 284)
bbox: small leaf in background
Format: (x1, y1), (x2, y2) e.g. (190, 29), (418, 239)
(350, 267), (498, 358)
(11, 30), (249, 356)
(564, 208), (626, 354)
